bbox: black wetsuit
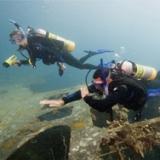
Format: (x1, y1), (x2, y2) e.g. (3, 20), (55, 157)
(20, 35), (97, 69)
(63, 74), (147, 113)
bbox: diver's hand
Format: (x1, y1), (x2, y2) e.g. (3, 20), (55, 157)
(3, 55), (20, 68)
(2, 62), (10, 68)
(40, 99), (65, 107)
(80, 86), (89, 98)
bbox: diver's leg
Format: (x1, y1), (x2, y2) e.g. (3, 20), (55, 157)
(57, 62), (66, 76)
(78, 50), (107, 63)
(62, 52), (97, 70)
(79, 53), (95, 64)
(79, 50), (112, 63)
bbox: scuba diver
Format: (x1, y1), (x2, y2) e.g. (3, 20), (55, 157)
(40, 60), (148, 122)
(3, 20), (114, 76)
(40, 58), (160, 126)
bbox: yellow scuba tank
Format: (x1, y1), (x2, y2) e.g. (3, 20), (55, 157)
(120, 60), (158, 80)
(134, 64), (157, 80)
(34, 28), (76, 53)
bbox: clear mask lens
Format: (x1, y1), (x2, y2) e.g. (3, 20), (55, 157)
(92, 79), (109, 95)
(9, 37), (16, 44)
(10, 34), (24, 44)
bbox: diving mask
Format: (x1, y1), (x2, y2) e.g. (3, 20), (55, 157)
(92, 77), (109, 95)
(9, 30), (25, 44)
(10, 33), (24, 44)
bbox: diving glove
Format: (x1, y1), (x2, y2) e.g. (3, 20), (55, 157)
(3, 55), (18, 68)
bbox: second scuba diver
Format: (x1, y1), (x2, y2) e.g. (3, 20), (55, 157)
(3, 21), (113, 76)
(39, 58), (160, 120)
(40, 65), (148, 122)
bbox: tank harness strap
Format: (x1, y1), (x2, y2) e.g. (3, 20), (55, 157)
(128, 60), (137, 73)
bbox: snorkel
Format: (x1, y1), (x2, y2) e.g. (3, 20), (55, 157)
(9, 19), (27, 45)
(96, 59), (110, 95)
(9, 19), (30, 60)
(9, 19), (26, 37)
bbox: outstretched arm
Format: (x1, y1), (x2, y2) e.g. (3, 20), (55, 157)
(3, 56), (32, 68)
(16, 59), (31, 66)
(40, 99), (65, 107)
(39, 90), (82, 107)
(39, 85), (94, 108)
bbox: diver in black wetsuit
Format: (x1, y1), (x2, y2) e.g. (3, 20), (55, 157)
(3, 25), (112, 76)
(40, 68), (147, 121)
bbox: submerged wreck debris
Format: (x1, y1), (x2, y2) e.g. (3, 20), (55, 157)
(1, 115), (160, 160)
(1, 84), (160, 160)
(6, 125), (71, 160)
(98, 117), (160, 160)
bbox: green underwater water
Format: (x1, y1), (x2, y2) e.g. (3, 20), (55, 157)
(0, 0), (160, 159)
(0, 85), (43, 141)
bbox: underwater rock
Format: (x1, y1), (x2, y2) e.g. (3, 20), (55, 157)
(0, 85), (160, 160)
(98, 117), (160, 160)
(6, 125), (71, 160)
